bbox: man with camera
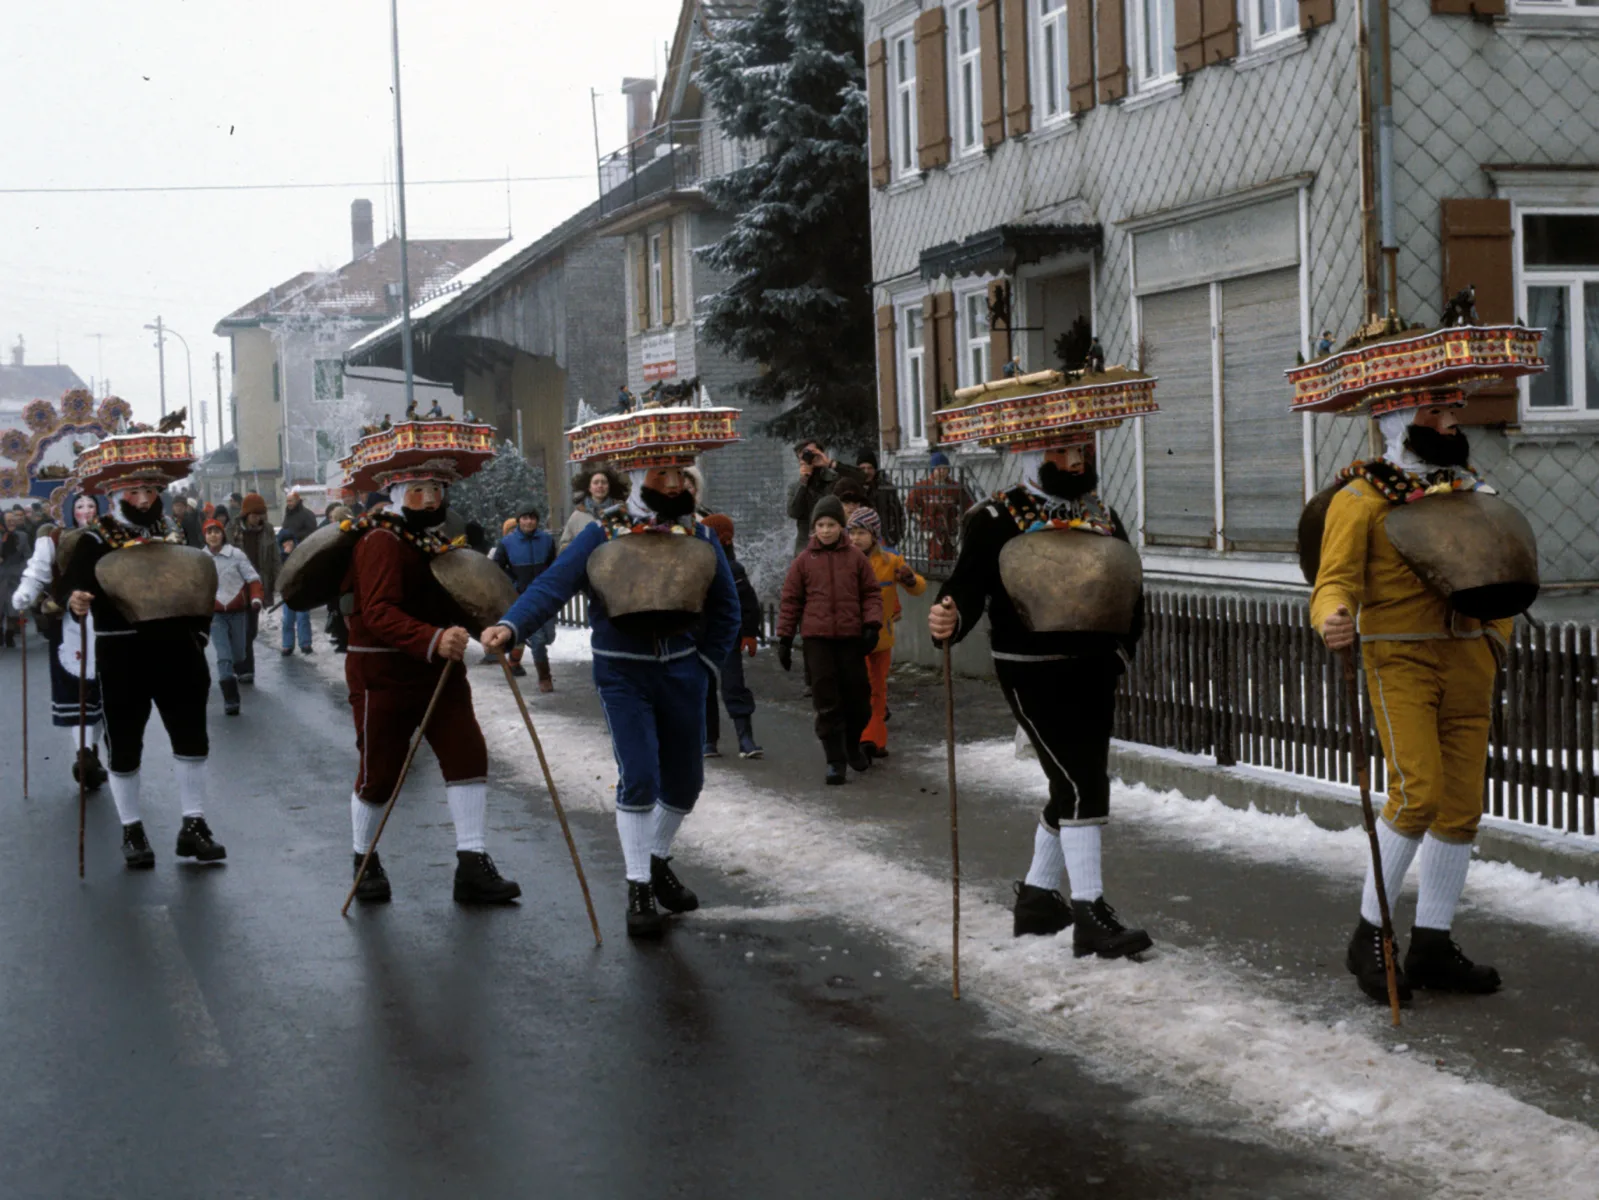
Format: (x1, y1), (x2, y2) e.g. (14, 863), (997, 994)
(786, 439), (865, 555)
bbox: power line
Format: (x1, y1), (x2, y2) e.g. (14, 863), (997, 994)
(0, 173), (592, 196)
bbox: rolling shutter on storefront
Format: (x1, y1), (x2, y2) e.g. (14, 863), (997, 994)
(978, 0), (1006, 147)
(868, 39), (891, 187)
(1221, 268), (1303, 551)
(1067, 0), (1096, 114)
(1003, 0), (1032, 136)
(916, 8), (952, 170)
(1441, 198), (1517, 424)
(1141, 285), (1215, 546)
(1097, 0), (1128, 103)
(877, 305), (901, 451)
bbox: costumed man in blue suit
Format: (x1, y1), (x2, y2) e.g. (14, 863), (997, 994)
(481, 460), (740, 938)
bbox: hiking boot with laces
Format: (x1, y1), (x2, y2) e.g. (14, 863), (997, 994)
(650, 854), (699, 913)
(453, 851), (521, 904)
(1403, 926), (1501, 994)
(122, 821), (155, 870)
(1071, 897), (1152, 959)
(1012, 881), (1073, 938)
(1346, 917), (1413, 1006)
(74, 747), (108, 791)
(352, 851), (392, 904)
(627, 880), (664, 939)
(175, 816), (226, 862)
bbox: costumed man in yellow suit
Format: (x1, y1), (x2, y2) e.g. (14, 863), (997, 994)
(1313, 398), (1510, 1005)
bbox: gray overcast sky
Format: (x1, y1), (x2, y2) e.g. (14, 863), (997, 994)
(1, 0), (680, 441)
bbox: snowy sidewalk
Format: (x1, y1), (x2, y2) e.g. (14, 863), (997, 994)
(301, 628), (1599, 1199)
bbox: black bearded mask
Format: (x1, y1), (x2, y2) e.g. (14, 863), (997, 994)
(1037, 462), (1099, 500)
(1404, 424), (1471, 469)
(640, 486), (697, 521)
(118, 493), (166, 529)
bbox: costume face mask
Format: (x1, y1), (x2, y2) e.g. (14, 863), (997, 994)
(118, 487), (165, 528)
(1404, 423), (1471, 469)
(1037, 462), (1098, 500)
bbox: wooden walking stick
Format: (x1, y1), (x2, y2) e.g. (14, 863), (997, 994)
(20, 616), (28, 800)
(342, 660), (455, 916)
(1341, 646), (1402, 1027)
(497, 651), (602, 947)
(943, 639), (961, 1001)
(77, 617), (88, 879)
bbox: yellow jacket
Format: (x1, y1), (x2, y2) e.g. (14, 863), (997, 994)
(866, 547), (926, 653)
(1311, 477), (1511, 645)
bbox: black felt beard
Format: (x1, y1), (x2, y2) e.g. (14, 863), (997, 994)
(402, 499), (449, 532)
(1404, 425), (1471, 469)
(118, 495), (166, 528)
(1037, 462), (1099, 500)
(640, 486), (696, 521)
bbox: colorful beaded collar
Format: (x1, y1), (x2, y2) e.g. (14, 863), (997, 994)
(1340, 459), (1485, 505)
(94, 514), (185, 549)
(998, 486), (1115, 537)
(340, 510), (462, 556)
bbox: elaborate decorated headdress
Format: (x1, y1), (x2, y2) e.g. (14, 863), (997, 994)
(72, 432), (196, 495)
(566, 405), (741, 472)
(339, 419), (497, 493)
(934, 366), (1158, 453)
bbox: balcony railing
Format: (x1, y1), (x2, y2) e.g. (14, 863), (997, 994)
(597, 119), (757, 218)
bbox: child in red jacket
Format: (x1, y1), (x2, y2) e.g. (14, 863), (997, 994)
(777, 496), (883, 785)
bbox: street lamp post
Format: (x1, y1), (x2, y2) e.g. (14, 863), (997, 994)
(144, 321), (200, 453)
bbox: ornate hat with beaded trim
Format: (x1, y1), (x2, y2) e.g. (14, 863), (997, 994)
(72, 432), (196, 495)
(340, 419), (497, 493)
(934, 366), (1158, 453)
(566, 404), (741, 471)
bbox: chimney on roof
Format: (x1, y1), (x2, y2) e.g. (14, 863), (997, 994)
(10, 335), (23, 367)
(622, 77), (657, 144)
(351, 198), (375, 260)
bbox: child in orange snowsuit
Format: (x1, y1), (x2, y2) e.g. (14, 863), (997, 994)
(847, 507), (924, 757)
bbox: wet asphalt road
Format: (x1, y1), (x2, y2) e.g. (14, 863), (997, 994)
(0, 635), (1398, 1200)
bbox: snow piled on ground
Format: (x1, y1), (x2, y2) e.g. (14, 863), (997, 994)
(303, 636), (1599, 1197)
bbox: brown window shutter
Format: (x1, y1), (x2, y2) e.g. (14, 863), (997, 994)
(1441, 198), (1517, 425)
(1201, 0), (1238, 62)
(932, 291), (958, 414)
(876, 306), (901, 451)
(633, 239), (649, 332)
(1096, 0), (1128, 104)
(1067, 0), (1096, 114)
(1003, 0), (1032, 136)
(660, 222), (676, 326)
(867, 39), (891, 187)
(1298, 0), (1334, 30)
(1175, 0), (1204, 74)
(922, 294), (943, 436)
(915, 8), (951, 170)
(987, 279), (1014, 372)
(978, 0), (1006, 148)
(1432, 0), (1503, 15)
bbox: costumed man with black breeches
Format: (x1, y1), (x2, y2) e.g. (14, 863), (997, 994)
(481, 406), (742, 938)
(926, 365), (1160, 959)
(60, 433), (226, 869)
(334, 430), (521, 906)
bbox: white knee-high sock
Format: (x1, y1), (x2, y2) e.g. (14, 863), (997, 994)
(1414, 834), (1472, 931)
(1058, 825), (1103, 901)
(351, 792), (384, 854)
(173, 756), (207, 818)
(616, 809), (654, 883)
(1023, 822), (1065, 889)
(651, 806), (686, 860)
(108, 769), (141, 825)
(1360, 822), (1421, 926)
(446, 782), (487, 853)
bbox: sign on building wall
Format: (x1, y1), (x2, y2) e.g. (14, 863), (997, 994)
(641, 331), (678, 382)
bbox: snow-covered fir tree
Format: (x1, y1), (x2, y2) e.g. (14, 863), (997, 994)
(448, 441), (548, 545)
(696, 0), (874, 445)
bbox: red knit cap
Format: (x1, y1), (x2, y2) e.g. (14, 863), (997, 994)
(241, 492), (267, 516)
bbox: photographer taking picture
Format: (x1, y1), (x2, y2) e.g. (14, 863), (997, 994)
(786, 439), (865, 555)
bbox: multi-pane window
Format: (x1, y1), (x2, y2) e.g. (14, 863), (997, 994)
(1036, 0), (1071, 121)
(648, 233), (665, 329)
(1253, 0), (1298, 42)
(1522, 211), (1599, 415)
(313, 359), (343, 401)
(892, 31), (918, 178)
(1134, 0), (1177, 85)
(1510, 0), (1599, 12)
(961, 290), (991, 386)
(953, 3), (982, 154)
(899, 304), (927, 444)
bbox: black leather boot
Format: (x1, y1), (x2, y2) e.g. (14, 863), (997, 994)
(1013, 881), (1073, 937)
(122, 821), (155, 869)
(1346, 918), (1414, 1005)
(627, 880), (664, 938)
(453, 851), (521, 904)
(1403, 927), (1501, 994)
(650, 854), (699, 913)
(1071, 898), (1152, 960)
(175, 816), (227, 862)
(352, 852), (392, 903)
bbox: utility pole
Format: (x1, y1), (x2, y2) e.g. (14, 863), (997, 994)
(151, 315), (168, 418)
(390, 0), (416, 412)
(214, 352), (225, 446)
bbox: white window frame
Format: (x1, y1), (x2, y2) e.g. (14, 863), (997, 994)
(1248, 0), (1300, 48)
(1033, 0), (1071, 124)
(1517, 206), (1599, 421)
(890, 28), (919, 180)
(956, 283), (993, 387)
(952, 2), (983, 156)
(1130, 0), (1177, 89)
(648, 232), (664, 330)
(1508, 0), (1599, 13)
(897, 300), (929, 446)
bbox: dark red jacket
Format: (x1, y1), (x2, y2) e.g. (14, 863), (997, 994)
(777, 536), (883, 641)
(342, 528), (461, 688)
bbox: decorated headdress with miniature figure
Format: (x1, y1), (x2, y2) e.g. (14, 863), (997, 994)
(338, 419), (498, 493)
(72, 431), (196, 496)
(934, 362), (1158, 454)
(565, 403), (742, 473)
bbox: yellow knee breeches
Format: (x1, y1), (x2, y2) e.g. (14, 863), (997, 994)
(1363, 637), (1496, 843)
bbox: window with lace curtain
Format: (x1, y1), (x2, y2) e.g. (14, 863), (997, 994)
(1521, 211), (1599, 417)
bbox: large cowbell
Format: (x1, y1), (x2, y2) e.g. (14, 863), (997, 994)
(997, 529), (1142, 634)
(429, 548), (519, 638)
(586, 533), (717, 637)
(1296, 482), (1344, 586)
(94, 543), (217, 624)
(1383, 490), (1540, 620)
(278, 521), (362, 612)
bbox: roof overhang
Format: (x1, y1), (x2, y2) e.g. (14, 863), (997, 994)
(919, 223), (1102, 281)
(591, 190), (709, 239)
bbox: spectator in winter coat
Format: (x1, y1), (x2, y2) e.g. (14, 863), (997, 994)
(560, 464), (629, 552)
(699, 514), (763, 760)
(856, 449), (905, 549)
(906, 452), (975, 569)
(0, 509), (31, 646)
(491, 503), (558, 688)
(276, 527), (313, 655)
(776, 495), (883, 785)
(847, 507), (924, 758)
(279, 487), (319, 544)
(170, 495), (203, 548)
(786, 439), (866, 554)
(225, 493), (277, 682)
(204, 519), (263, 716)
